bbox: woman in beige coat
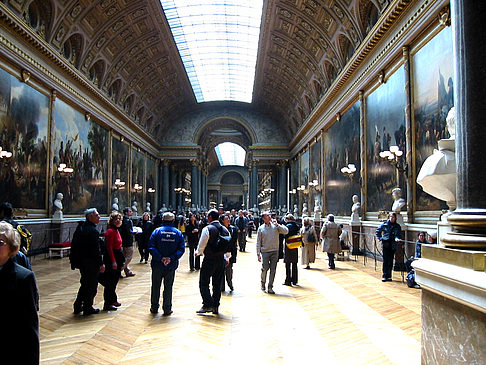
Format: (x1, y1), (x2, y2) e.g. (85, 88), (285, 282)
(300, 217), (318, 269)
(320, 214), (342, 269)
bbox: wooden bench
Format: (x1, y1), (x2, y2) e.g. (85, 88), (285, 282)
(49, 241), (71, 259)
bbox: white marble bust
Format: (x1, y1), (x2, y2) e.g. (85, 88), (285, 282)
(161, 204), (168, 212)
(302, 202), (308, 217)
(417, 107), (456, 210)
(146, 202), (151, 213)
(112, 197), (119, 211)
(351, 194), (361, 222)
(131, 201), (138, 215)
(53, 193), (63, 219)
(391, 188), (406, 213)
(281, 205), (287, 214)
(293, 204), (299, 215)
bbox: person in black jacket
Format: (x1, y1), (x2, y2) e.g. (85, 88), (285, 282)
(120, 207), (136, 277)
(185, 213), (200, 271)
(71, 208), (105, 315)
(137, 212), (154, 264)
(0, 221), (39, 365)
(375, 212), (402, 282)
(220, 214), (238, 292)
(284, 214), (300, 286)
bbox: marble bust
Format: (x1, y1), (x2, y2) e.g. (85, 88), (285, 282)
(281, 205), (287, 214)
(314, 199), (322, 219)
(417, 107), (456, 210)
(161, 204), (168, 212)
(293, 204), (299, 215)
(146, 202), (151, 213)
(252, 204), (259, 215)
(302, 202), (308, 217)
(53, 193), (63, 220)
(131, 201), (138, 215)
(391, 188), (406, 213)
(351, 194), (361, 222)
(112, 197), (119, 212)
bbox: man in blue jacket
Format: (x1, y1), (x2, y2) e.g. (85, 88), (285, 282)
(375, 212), (402, 282)
(148, 212), (185, 315)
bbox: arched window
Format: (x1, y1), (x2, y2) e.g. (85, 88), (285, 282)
(25, 0), (52, 40)
(62, 33), (83, 68)
(214, 142), (246, 166)
(338, 34), (355, 64)
(88, 59), (105, 87)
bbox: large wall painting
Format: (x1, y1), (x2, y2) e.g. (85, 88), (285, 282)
(413, 26), (453, 211)
(290, 158), (300, 212)
(310, 140), (322, 210)
(146, 157), (157, 214)
(366, 67), (406, 212)
(53, 99), (108, 214)
(0, 68), (49, 209)
(112, 138), (129, 210)
(131, 149), (145, 215)
(324, 101), (360, 216)
(300, 149), (309, 211)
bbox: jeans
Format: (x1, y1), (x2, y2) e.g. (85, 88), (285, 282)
(199, 256), (225, 308)
(151, 267), (176, 312)
(237, 232), (247, 251)
(261, 251), (279, 289)
(221, 262), (234, 291)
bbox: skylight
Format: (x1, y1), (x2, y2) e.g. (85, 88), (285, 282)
(214, 142), (246, 166)
(160, 0), (263, 103)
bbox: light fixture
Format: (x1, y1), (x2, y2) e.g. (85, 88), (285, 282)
(133, 183), (143, 191)
(148, 187), (156, 193)
(58, 163), (74, 174)
(379, 146), (407, 175)
(114, 178), (126, 189)
(0, 147), (13, 159)
(340, 163), (362, 184)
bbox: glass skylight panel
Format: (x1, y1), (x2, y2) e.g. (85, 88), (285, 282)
(160, 0), (263, 103)
(215, 142), (246, 166)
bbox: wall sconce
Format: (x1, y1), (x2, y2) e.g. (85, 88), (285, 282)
(133, 183), (143, 191)
(57, 163), (74, 174)
(0, 147), (13, 159)
(379, 146), (408, 175)
(296, 184), (307, 193)
(85, 113), (91, 122)
(289, 188), (297, 195)
(148, 187), (156, 193)
(341, 163), (362, 185)
(308, 179), (321, 191)
(114, 178), (126, 189)
(174, 187), (191, 195)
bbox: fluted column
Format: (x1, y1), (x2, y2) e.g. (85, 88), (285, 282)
(249, 160), (259, 210)
(443, 0), (486, 248)
(191, 159), (199, 209)
(161, 160), (170, 208)
(201, 168), (207, 209)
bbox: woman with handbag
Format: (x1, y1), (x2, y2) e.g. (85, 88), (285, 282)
(320, 214), (342, 270)
(300, 217), (318, 269)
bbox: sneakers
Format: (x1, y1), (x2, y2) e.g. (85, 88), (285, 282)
(196, 306), (213, 314)
(267, 288), (275, 294)
(382, 277), (392, 282)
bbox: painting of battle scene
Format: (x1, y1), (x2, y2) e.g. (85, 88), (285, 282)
(300, 149), (309, 213)
(310, 139), (322, 212)
(112, 138), (129, 210)
(290, 158), (300, 213)
(413, 26), (453, 211)
(324, 102), (360, 216)
(53, 99), (108, 214)
(146, 157), (157, 214)
(0, 67), (48, 210)
(366, 68), (406, 212)
(131, 149), (145, 216)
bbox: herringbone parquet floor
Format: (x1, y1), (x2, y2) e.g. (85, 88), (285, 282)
(33, 236), (421, 364)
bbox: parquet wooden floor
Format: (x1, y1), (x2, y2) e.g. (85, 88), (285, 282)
(32, 235), (421, 364)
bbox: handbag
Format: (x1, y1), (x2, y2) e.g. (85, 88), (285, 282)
(307, 228), (316, 243)
(286, 234), (303, 249)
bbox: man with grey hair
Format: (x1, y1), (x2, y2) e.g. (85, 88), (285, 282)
(71, 208), (105, 315)
(148, 212), (185, 315)
(256, 211), (288, 294)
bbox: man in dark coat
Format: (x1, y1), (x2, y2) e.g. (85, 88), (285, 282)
(0, 221), (39, 365)
(284, 214), (300, 286)
(195, 209), (230, 315)
(71, 208), (105, 315)
(220, 214), (238, 292)
(376, 212), (402, 282)
(234, 210), (248, 252)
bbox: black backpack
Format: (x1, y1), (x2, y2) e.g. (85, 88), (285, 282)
(208, 224), (231, 254)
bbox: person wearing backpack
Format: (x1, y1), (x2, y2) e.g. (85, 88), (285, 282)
(195, 209), (230, 315)
(0, 201), (32, 255)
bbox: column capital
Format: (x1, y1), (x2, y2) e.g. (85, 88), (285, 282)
(161, 159), (171, 167)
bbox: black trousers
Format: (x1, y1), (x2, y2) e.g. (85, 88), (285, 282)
(199, 256), (225, 308)
(138, 242), (149, 262)
(189, 246), (201, 270)
(285, 262), (298, 284)
(382, 241), (396, 279)
(99, 268), (121, 305)
(327, 253), (335, 269)
(75, 264), (99, 309)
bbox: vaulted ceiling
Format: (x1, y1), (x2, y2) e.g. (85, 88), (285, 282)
(2, 0), (389, 142)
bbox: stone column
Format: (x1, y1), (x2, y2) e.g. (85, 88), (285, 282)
(176, 169), (183, 211)
(191, 159), (199, 209)
(169, 164), (176, 210)
(201, 168), (207, 209)
(279, 160), (288, 209)
(161, 160), (170, 208)
(442, 0), (486, 249)
(249, 160), (259, 210)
